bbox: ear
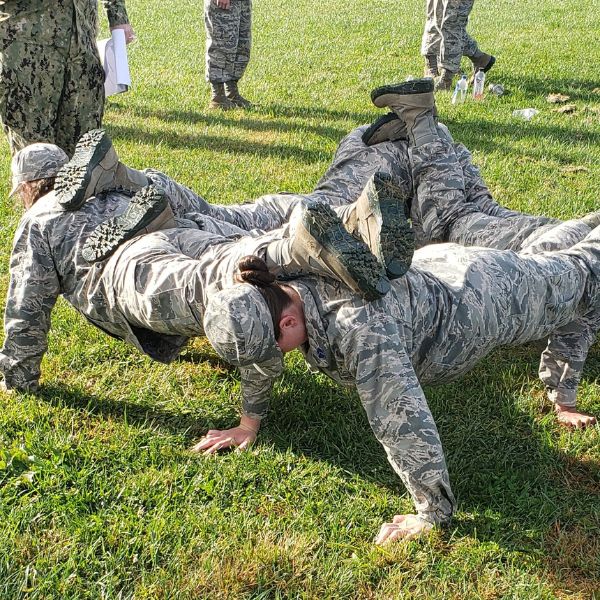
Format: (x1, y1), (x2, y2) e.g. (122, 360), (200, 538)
(279, 314), (298, 331)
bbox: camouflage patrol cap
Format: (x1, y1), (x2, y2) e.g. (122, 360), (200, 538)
(204, 283), (284, 374)
(9, 143), (69, 197)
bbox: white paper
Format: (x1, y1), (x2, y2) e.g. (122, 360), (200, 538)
(97, 29), (131, 97)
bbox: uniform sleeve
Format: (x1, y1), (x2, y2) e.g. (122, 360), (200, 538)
(239, 370), (273, 420)
(341, 316), (456, 525)
(539, 315), (598, 408)
(102, 0), (129, 27)
(0, 221), (60, 392)
(238, 356), (283, 419)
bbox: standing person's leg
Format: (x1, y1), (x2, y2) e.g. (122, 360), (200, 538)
(456, 0), (495, 73)
(224, 0), (252, 107)
(421, 0), (442, 78)
(204, 0), (238, 110)
(0, 41), (66, 154)
(454, 0), (478, 61)
(55, 38), (105, 156)
(435, 0), (464, 90)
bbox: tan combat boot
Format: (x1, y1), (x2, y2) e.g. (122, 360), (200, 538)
(55, 129), (150, 210)
(336, 172), (414, 279)
(361, 112), (408, 146)
(225, 80), (252, 108)
(82, 185), (175, 263)
(270, 200), (391, 301)
(371, 78), (439, 147)
(209, 82), (236, 110)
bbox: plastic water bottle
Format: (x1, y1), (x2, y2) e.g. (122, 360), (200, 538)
(451, 75), (468, 104)
(473, 69), (485, 100)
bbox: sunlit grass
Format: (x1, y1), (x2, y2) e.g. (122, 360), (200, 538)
(0, 0), (599, 597)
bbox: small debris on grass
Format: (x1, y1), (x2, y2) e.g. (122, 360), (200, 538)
(488, 83), (505, 96)
(560, 165), (589, 174)
(512, 108), (538, 120)
(553, 104), (577, 114)
(592, 88), (600, 95)
(547, 93), (570, 103)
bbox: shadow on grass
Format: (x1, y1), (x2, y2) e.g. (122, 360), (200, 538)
(37, 382), (212, 440)
(445, 114), (600, 163)
(108, 101), (375, 144)
(110, 97), (599, 170)
(493, 74), (600, 102)
(256, 102), (376, 125)
(106, 121), (329, 164)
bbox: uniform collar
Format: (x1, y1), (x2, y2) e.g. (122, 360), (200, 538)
(288, 280), (332, 369)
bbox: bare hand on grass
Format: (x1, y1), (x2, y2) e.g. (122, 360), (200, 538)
(555, 405), (597, 429)
(374, 514), (433, 545)
(191, 418), (259, 454)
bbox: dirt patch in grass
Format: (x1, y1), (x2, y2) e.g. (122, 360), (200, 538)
(544, 522), (600, 597)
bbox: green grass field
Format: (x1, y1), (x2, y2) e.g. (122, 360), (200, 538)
(1, 0), (600, 597)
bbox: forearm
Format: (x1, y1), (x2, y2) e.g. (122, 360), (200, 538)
(539, 316), (598, 409)
(239, 359), (282, 420)
(1, 311), (54, 391)
(1, 222), (60, 391)
(348, 321), (456, 524)
(103, 0), (129, 26)
(0, 350), (41, 392)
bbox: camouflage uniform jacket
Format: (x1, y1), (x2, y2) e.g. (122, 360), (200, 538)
(0, 190), (190, 392)
(285, 242), (590, 525)
(0, 187), (290, 421)
(0, 0), (129, 47)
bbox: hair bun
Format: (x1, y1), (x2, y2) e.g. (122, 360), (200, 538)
(235, 255), (276, 286)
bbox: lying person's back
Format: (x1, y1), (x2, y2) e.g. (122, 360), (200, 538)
(288, 242), (591, 389)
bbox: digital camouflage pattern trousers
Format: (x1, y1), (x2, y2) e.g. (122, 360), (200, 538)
(420, 0), (481, 72)
(204, 0), (252, 83)
(150, 123), (597, 411)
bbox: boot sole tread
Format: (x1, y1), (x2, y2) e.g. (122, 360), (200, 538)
(56, 130), (113, 210)
(371, 79), (434, 103)
(82, 187), (168, 263)
(364, 175), (414, 279)
(302, 202), (389, 299)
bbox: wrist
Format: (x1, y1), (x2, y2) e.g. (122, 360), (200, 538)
(239, 415), (260, 434)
